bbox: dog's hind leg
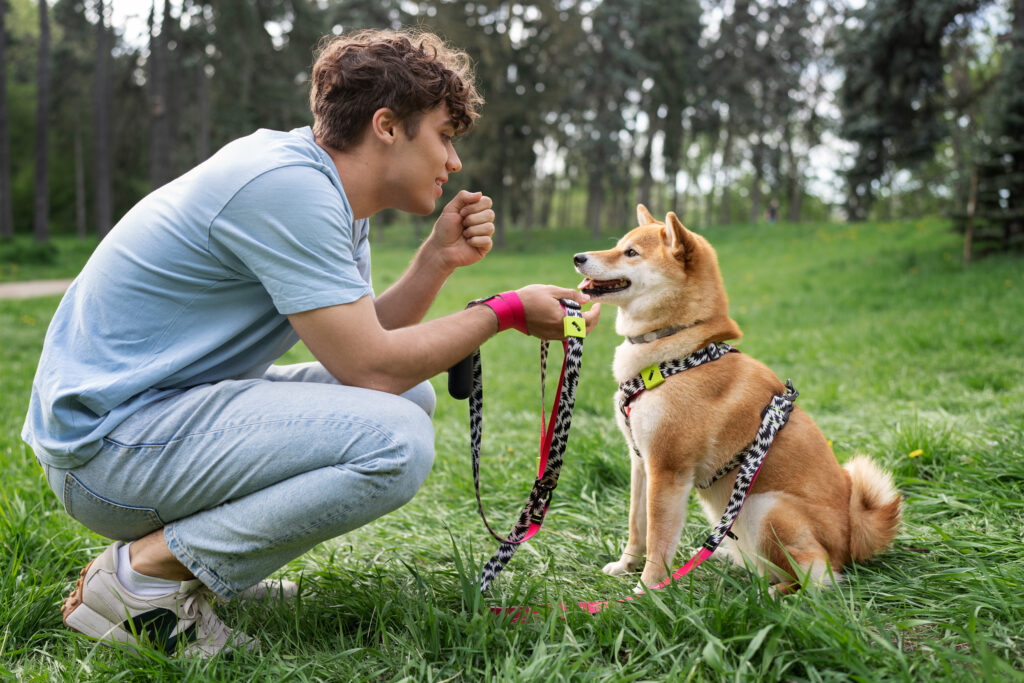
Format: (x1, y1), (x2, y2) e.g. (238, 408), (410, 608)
(762, 517), (842, 594)
(602, 453), (647, 576)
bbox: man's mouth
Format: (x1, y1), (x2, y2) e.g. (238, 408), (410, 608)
(578, 277), (631, 296)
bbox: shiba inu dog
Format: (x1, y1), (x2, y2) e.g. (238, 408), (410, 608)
(574, 205), (901, 592)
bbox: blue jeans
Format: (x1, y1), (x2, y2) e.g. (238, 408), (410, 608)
(42, 362), (436, 598)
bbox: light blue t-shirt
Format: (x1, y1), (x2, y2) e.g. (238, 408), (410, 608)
(23, 127), (373, 468)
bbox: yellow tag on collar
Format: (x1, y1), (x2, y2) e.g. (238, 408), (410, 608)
(641, 364), (665, 389)
(563, 316), (586, 338)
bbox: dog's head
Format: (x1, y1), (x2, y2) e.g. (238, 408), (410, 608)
(574, 205), (738, 339)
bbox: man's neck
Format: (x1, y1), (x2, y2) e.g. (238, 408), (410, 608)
(316, 139), (381, 220)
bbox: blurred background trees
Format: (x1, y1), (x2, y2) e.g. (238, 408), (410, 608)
(0, 0), (1021, 254)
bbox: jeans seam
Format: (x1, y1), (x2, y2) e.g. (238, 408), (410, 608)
(102, 415), (402, 449)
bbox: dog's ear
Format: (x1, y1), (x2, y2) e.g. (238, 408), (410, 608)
(636, 204), (656, 226)
(665, 212), (698, 262)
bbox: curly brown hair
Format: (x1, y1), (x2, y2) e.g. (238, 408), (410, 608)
(309, 29), (484, 151)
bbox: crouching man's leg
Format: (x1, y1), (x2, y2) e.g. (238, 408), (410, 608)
(49, 372), (435, 656)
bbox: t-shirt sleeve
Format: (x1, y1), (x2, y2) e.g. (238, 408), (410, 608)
(208, 164), (373, 314)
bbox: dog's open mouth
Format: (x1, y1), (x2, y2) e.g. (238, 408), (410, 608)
(578, 277), (631, 296)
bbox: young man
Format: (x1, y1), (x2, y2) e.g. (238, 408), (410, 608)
(23, 29), (599, 656)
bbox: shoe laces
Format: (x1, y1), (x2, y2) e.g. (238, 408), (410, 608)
(178, 588), (233, 643)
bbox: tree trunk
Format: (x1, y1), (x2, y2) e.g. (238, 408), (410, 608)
(963, 167), (977, 265)
(536, 175), (554, 229)
(638, 112), (658, 210)
(586, 168), (604, 239)
(783, 121), (803, 222)
(75, 123), (87, 239)
(33, 0), (50, 242)
(196, 58), (210, 163)
(750, 136), (764, 224)
(556, 175), (572, 230)
(94, 0), (113, 237)
(163, 0), (180, 177)
(0, 0), (13, 238)
(717, 121), (735, 226)
(149, 0), (170, 189)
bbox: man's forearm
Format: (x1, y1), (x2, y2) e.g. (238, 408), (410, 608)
(373, 241), (454, 329)
(291, 299), (499, 396)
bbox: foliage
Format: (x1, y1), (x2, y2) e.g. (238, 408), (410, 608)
(2, 219), (1023, 679)
(0, 235), (96, 281)
(2, 1), (1023, 250)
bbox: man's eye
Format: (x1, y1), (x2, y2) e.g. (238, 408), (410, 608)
(624, 248), (638, 257)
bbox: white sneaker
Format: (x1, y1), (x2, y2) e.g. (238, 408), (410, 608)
(61, 541), (258, 657)
(233, 578), (299, 602)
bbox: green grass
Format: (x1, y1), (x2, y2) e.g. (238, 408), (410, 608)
(2, 219), (1023, 680)
(0, 237), (100, 283)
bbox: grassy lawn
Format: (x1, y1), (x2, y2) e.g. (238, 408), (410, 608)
(2, 219), (1023, 680)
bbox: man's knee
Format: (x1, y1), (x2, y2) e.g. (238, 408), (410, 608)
(400, 381), (436, 418)
(387, 402), (435, 503)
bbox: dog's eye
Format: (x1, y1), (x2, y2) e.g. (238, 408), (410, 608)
(624, 248), (639, 257)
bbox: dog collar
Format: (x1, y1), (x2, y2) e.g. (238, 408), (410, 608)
(626, 321), (703, 344)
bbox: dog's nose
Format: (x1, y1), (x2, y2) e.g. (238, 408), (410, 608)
(573, 253), (587, 267)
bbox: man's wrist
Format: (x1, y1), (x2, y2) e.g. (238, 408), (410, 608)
(417, 236), (458, 279)
(474, 291), (527, 335)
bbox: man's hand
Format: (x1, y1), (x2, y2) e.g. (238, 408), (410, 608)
(429, 190), (495, 270)
(515, 285), (602, 340)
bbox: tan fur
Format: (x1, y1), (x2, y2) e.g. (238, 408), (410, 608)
(575, 206), (901, 591)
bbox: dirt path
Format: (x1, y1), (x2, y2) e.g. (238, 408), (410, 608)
(0, 279), (74, 300)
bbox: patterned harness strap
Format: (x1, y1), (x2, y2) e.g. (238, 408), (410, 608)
(618, 342), (736, 464)
(470, 300), (585, 594)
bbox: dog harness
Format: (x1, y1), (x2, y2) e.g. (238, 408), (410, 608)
(490, 342), (800, 622)
(464, 299), (586, 593)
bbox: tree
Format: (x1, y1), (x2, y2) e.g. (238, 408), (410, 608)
(962, 0), (1024, 257)
(52, 0), (97, 239)
(93, 0), (112, 236)
(148, 0), (171, 189)
(32, 0), (49, 242)
(836, 0), (983, 219)
(0, 0), (13, 238)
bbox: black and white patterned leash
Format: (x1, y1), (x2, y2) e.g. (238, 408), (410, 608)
(454, 300), (585, 594)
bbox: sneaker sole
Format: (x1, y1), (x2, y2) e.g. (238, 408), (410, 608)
(61, 561), (134, 645)
(61, 562), (91, 629)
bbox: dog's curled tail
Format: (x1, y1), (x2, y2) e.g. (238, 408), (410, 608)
(844, 455), (901, 562)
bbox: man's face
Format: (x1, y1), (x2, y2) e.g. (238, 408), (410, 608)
(388, 105), (463, 215)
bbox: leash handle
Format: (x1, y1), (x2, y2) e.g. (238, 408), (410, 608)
(447, 354), (474, 400)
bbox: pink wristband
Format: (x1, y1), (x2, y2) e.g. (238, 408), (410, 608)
(481, 291), (528, 334)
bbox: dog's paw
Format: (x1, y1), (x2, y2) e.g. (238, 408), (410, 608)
(601, 560), (635, 576)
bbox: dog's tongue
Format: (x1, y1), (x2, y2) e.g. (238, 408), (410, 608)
(578, 278), (593, 290)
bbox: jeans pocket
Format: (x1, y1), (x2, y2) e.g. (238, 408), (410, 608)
(62, 472), (164, 542)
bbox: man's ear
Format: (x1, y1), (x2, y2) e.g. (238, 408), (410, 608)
(636, 204), (656, 226)
(665, 212), (698, 262)
(371, 108), (398, 144)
